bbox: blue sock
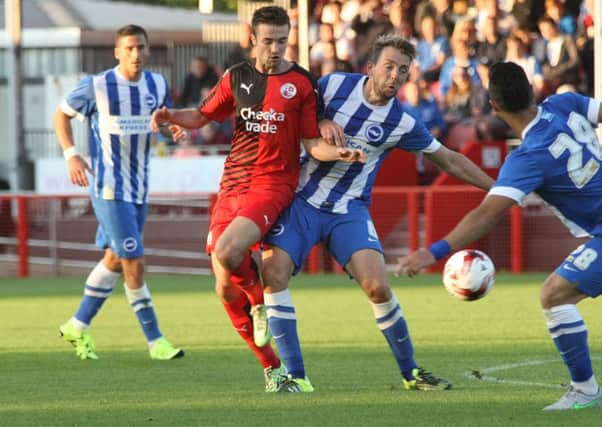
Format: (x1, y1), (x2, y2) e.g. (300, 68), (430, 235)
(544, 304), (593, 383)
(372, 295), (417, 380)
(265, 289), (305, 378)
(74, 261), (120, 327)
(124, 283), (162, 343)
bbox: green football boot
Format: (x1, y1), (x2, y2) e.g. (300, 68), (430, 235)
(149, 337), (185, 360)
(250, 304), (271, 347)
(277, 375), (314, 392)
(59, 320), (98, 360)
(402, 367), (452, 391)
(264, 364), (288, 392)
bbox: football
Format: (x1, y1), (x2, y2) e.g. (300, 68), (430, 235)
(442, 249), (495, 301)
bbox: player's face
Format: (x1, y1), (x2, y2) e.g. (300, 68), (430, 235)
(252, 24), (290, 73)
(368, 47), (411, 103)
(115, 34), (150, 81)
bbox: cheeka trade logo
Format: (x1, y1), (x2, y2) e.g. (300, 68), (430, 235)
(280, 83), (297, 99)
(241, 107), (285, 134)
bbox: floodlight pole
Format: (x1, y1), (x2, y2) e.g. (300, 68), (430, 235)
(5, 0), (25, 192)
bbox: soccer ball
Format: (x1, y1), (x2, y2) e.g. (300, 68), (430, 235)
(442, 249), (495, 301)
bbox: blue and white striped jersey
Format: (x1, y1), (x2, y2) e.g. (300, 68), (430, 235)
(297, 73), (441, 214)
(60, 67), (171, 204)
(490, 93), (602, 237)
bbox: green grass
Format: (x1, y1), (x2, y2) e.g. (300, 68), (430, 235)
(1, 273), (601, 426)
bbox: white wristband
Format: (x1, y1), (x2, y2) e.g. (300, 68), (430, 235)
(63, 146), (78, 161)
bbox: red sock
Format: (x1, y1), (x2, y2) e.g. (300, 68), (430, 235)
(222, 292), (280, 369)
(230, 253), (264, 307)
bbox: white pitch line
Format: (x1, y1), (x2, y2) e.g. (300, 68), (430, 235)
(463, 356), (602, 389)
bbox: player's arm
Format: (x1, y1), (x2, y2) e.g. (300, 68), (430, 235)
(302, 137), (366, 163)
(425, 145), (494, 191)
(53, 108), (92, 187)
(150, 107), (211, 132)
(396, 195), (515, 277)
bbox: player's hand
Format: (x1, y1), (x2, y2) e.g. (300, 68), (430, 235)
(169, 124), (188, 141)
(67, 156), (92, 187)
(150, 106), (172, 132)
(395, 249), (436, 278)
(337, 148), (366, 163)
(319, 119), (346, 147)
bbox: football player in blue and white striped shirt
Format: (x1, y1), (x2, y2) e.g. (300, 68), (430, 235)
(54, 25), (183, 361)
(262, 34), (494, 392)
(400, 62), (602, 410)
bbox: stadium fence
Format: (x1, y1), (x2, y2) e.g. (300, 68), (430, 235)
(0, 188), (586, 278)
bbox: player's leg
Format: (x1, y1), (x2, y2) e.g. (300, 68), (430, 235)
(541, 241), (602, 410)
(100, 199), (182, 359)
(59, 247), (122, 360)
(330, 210), (450, 390)
(211, 250), (284, 390)
(214, 216), (263, 305)
(262, 197), (320, 392)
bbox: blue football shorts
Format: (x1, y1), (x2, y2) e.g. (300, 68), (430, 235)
(91, 193), (147, 259)
(264, 196), (383, 275)
(555, 237), (602, 297)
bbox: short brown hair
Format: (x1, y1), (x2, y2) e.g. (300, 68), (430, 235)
(116, 24), (148, 44)
(370, 34), (417, 63)
(251, 6), (290, 34)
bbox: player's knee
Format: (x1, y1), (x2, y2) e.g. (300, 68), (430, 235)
(361, 278), (390, 303)
(214, 241), (244, 271)
(540, 281), (572, 309)
(262, 262), (289, 292)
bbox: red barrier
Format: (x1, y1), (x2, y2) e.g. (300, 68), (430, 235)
(17, 197), (29, 278)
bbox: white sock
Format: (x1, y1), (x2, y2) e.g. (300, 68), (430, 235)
(572, 375), (599, 395)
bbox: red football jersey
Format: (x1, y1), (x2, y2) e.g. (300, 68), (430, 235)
(199, 61), (321, 195)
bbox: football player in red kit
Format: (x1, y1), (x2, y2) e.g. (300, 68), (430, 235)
(151, 6), (364, 391)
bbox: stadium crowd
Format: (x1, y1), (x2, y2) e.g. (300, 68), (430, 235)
(167, 0), (595, 174)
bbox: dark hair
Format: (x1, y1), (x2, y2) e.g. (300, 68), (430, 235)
(251, 6), (290, 34)
(116, 24), (148, 44)
(371, 34), (417, 63)
(488, 62), (533, 112)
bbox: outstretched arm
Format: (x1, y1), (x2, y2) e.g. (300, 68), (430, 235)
(396, 195), (515, 277)
(425, 145), (495, 191)
(302, 138), (366, 163)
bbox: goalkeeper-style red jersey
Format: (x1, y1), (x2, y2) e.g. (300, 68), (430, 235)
(199, 61), (321, 195)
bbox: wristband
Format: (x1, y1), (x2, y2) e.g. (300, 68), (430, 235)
(428, 240), (451, 261)
(63, 146), (78, 161)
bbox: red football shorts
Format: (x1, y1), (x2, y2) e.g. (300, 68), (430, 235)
(206, 186), (294, 254)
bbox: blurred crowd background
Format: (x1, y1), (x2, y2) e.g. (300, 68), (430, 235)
(170, 0), (595, 183)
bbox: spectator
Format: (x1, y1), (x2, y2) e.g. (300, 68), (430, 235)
(544, 0), (577, 36)
(351, 0), (393, 69)
(403, 79), (447, 140)
(475, 0), (517, 39)
(505, 29), (545, 101)
(178, 56), (219, 108)
(310, 23), (336, 69)
(443, 65), (474, 126)
(537, 15), (579, 93)
(512, 0), (546, 32)
(476, 15), (507, 67)
(439, 20), (481, 97)
(415, 0), (455, 38)
(416, 14), (449, 82)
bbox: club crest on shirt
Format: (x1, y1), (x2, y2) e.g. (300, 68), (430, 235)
(144, 93), (157, 109)
(280, 83), (297, 99)
(365, 124), (384, 142)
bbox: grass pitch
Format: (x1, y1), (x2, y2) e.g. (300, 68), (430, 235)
(1, 272), (601, 426)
